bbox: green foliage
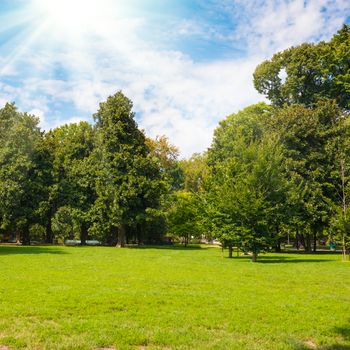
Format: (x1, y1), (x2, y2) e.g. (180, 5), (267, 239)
(204, 103), (291, 259)
(0, 93), (168, 245)
(269, 100), (350, 251)
(208, 132), (289, 259)
(179, 153), (208, 193)
(208, 102), (273, 166)
(330, 205), (350, 249)
(44, 121), (96, 244)
(166, 191), (201, 245)
(1, 25), (350, 253)
(253, 24), (350, 110)
(92, 91), (165, 245)
(146, 135), (184, 193)
(0, 103), (45, 244)
(52, 206), (76, 241)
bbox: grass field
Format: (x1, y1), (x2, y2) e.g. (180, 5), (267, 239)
(0, 245), (349, 350)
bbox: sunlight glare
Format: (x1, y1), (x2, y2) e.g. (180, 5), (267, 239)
(32, 0), (113, 35)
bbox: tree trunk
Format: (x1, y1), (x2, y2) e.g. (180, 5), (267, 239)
(21, 224), (31, 246)
(183, 234), (188, 247)
(80, 222), (88, 246)
(45, 211), (53, 244)
(107, 226), (117, 246)
(340, 159), (347, 261)
(275, 239), (281, 252)
(305, 233), (312, 253)
(299, 234), (306, 251)
(252, 251), (257, 262)
(137, 232), (143, 246)
(275, 224), (281, 252)
(116, 224), (126, 247)
(137, 224), (143, 245)
(313, 229), (317, 252)
(295, 231), (300, 250)
(228, 244), (233, 258)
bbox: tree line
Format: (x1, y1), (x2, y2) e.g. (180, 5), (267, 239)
(166, 25), (350, 261)
(0, 93), (183, 246)
(1, 25), (350, 261)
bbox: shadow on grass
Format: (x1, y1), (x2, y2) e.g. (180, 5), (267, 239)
(326, 326), (350, 350)
(0, 246), (68, 255)
(257, 256), (332, 264)
(282, 250), (343, 255)
(292, 322), (350, 349)
(225, 255), (333, 264)
(127, 244), (213, 251)
(128, 245), (212, 250)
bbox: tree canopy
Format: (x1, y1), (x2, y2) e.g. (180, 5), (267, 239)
(253, 25), (350, 110)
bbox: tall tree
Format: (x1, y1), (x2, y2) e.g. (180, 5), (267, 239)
(267, 101), (345, 252)
(253, 24), (350, 255)
(92, 91), (164, 246)
(44, 122), (96, 244)
(326, 111), (350, 260)
(0, 103), (44, 245)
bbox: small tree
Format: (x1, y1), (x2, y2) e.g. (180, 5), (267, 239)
(208, 135), (289, 261)
(205, 103), (290, 261)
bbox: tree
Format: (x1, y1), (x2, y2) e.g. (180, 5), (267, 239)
(253, 25), (350, 255)
(52, 206), (76, 241)
(92, 91), (164, 246)
(209, 136), (288, 261)
(267, 100), (346, 252)
(208, 102), (273, 167)
(44, 122), (96, 244)
(253, 25), (350, 110)
(143, 135), (184, 243)
(326, 112), (350, 260)
(206, 104), (289, 261)
(0, 103), (45, 245)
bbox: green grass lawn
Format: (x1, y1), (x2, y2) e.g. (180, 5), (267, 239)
(0, 245), (349, 350)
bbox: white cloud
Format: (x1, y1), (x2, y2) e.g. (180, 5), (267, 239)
(0, 0), (349, 156)
(229, 0), (350, 54)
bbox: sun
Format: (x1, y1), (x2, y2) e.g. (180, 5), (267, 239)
(31, 0), (113, 35)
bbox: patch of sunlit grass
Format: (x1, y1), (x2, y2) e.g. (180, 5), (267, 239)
(0, 245), (349, 349)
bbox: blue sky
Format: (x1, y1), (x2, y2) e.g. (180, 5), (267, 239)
(0, 0), (349, 156)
